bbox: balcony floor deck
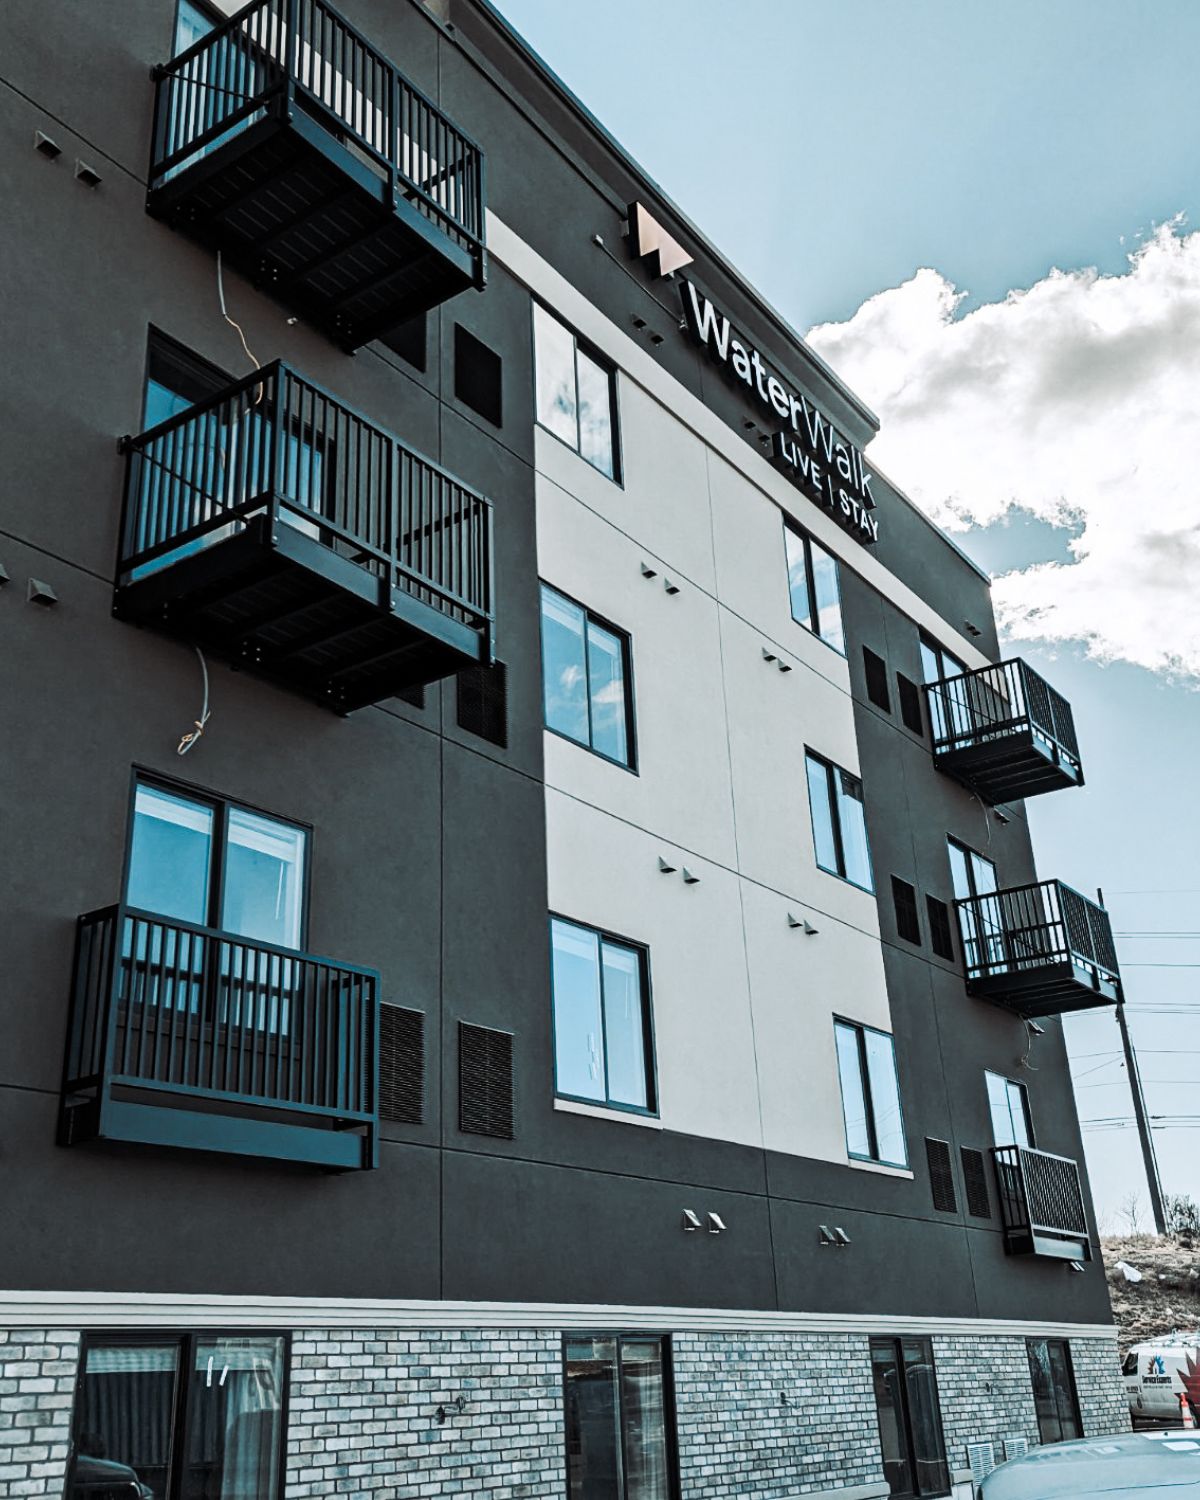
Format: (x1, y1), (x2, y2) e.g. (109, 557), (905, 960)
(148, 105), (479, 351)
(934, 729), (1083, 804)
(115, 514), (486, 712)
(968, 960), (1121, 1019)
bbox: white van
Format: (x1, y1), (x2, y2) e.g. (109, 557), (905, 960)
(1123, 1334), (1200, 1424)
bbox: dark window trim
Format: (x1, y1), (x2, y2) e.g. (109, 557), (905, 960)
(986, 1069), (1036, 1150)
(805, 749), (874, 893)
(1026, 1337), (1083, 1445)
(868, 1334), (951, 1499)
(69, 1328), (291, 1500)
(530, 299), (623, 486)
(171, 0), (224, 48)
(123, 766), (313, 947)
(834, 1015), (908, 1169)
(540, 581), (638, 773)
(560, 1332), (680, 1500)
(782, 517), (846, 657)
(946, 835), (997, 903)
(548, 912), (658, 1118)
(919, 630), (967, 684)
(143, 327), (230, 426)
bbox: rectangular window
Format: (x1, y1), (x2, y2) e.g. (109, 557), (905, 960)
(541, 584), (635, 768)
(870, 1337), (950, 1498)
(533, 303), (619, 479)
(563, 1335), (676, 1500)
(70, 1332), (287, 1500)
(835, 1020), (907, 1168)
(784, 522), (845, 653)
(891, 877), (921, 946)
(920, 633), (969, 743)
(986, 1071), (1034, 1149)
(863, 647), (892, 712)
(127, 779), (308, 948)
(1026, 1339), (1082, 1444)
(805, 752), (873, 892)
(551, 917), (655, 1113)
(947, 837), (1001, 970)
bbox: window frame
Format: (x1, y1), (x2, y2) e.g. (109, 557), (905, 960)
(1026, 1337), (1083, 1445)
(549, 913), (658, 1117)
(560, 1331), (680, 1500)
(783, 518), (845, 655)
(539, 581), (638, 772)
(122, 768), (313, 946)
(805, 750), (874, 893)
(68, 1327), (290, 1500)
(946, 837), (997, 903)
(986, 1070), (1035, 1149)
(531, 300), (622, 484)
(834, 1017), (909, 1169)
(869, 1334), (951, 1499)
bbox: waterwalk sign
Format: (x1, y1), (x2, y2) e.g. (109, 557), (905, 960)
(680, 278), (880, 545)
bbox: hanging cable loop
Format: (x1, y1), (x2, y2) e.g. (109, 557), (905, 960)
(177, 646), (211, 756)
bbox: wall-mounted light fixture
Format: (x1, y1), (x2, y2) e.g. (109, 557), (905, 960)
(34, 130), (62, 159)
(27, 578), (58, 606)
(682, 1209), (703, 1232)
(706, 1212), (727, 1234)
(663, 577), (680, 595)
(681, 868), (701, 885)
(74, 160), (102, 187)
(658, 855), (678, 875)
(435, 1395), (467, 1424)
(640, 561), (658, 579)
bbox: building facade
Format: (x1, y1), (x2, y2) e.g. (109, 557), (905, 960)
(0, 1), (1129, 1497)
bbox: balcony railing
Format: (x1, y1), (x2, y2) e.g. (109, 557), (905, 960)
(924, 659), (1082, 804)
(992, 1145), (1091, 1261)
(115, 361), (493, 711)
(147, 0), (486, 348)
(60, 905), (379, 1169)
(956, 879), (1121, 1018)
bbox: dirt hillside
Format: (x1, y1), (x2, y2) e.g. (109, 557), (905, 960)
(1103, 1234), (1200, 1350)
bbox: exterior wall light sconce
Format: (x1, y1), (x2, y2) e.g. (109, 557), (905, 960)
(0, 561), (9, 585)
(34, 130), (62, 159)
(663, 577), (680, 595)
(819, 1224), (851, 1247)
(27, 578), (58, 606)
(1067, 1260), (1085, 1274)
(682, 868), (700, 885)
(788, 914), (818, 934)
(682, 1209), (703, 1232)
(640, 561), (658, 579)
(435, 1395), (467, 1424)
(658, 856), (678, 874)
(75, 160), (102, 187)
(762, 647), (778, 663)
(706, 1212), (726, 1234)
(964, 621), (983, 637)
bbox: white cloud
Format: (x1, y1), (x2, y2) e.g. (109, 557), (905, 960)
(806, 220), (1200, 677)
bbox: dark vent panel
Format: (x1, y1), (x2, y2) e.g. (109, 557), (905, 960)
(892, 877), (921, 946)
(457, 660), (508, 747)
(863, 647), (891, 712)
(459, 1022), (514, 1139)
(380, 1005), (424, 1124)
(455, 325), (503, 427)
(382, 313), (427, 372)
(927, 895), (955, 961)
(897, 673), (925, 735)
(962, 1146), (992, 1218)
(926, 1137), (957, 1213)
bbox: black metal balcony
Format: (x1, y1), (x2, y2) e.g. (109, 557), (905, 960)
(956, 880), (1121, 1018)
(992, 1145), (1092, 1261)
(60, 906), (379, 1170)
(147, 0), (486, 350)
(924, 659), (1082, 804)
(114, 361), (494, 711)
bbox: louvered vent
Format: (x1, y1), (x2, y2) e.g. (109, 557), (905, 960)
(926, 895), (955, 961)
(379, 1004), (424, 1124)
(962, 1146), (992, 1218)
(892, 876), (922, 946)
(897, 673), (925, 735)
(926, 1137), (957, 1213)
(457, 660), (508, 747)
(863, 647), (891, 712)
(459, 1022), (514, 1138)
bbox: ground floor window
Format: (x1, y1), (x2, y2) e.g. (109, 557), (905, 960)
(69, 1332), (286, 1500)
(563, 1334), (676, 1500)
(1027, 1337), (1082, 1444)
(870, 1336), (950, 1498)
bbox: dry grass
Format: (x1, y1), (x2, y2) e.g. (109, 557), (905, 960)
(1103, 1234), (1200, 1350)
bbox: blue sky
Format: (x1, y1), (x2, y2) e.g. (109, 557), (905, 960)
(498, 0), (1200, 1229)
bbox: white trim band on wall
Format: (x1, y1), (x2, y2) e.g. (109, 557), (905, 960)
(0, 1290), (1119, 1341)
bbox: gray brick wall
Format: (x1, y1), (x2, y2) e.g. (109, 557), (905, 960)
(0, 1329), (81, 1498)
(673, 1331), (886, 1499)
(1071, 1335), (1130, 1438)
(284, 1328), (564, 1499)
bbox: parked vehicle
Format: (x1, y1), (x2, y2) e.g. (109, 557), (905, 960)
(979, 1430), (1200, 1498)
(1123, 1333), (1200, 1424)
(70, 1453), (153, 1498)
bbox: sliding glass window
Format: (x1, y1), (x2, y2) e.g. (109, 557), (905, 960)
(533, 303), (619, 480)
(805, 752), (873, 892)
(540, 584), (634, 768)
(785, 522), (845, 653)
(564, 1335), (676, 1500)
(835, 1020), (908, 1168)
(551, 917), (654, 1113)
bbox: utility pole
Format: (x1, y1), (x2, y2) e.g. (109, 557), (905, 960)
(1100, 886), (1168, 1235)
